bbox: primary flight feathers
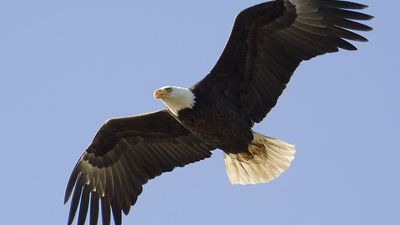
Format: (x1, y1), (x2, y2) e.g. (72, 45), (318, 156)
(65, 1), (372, 225)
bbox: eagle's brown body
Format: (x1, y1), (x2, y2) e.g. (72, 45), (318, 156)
(176, 88), (253, 153)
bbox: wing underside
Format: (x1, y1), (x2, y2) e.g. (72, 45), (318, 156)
(193, 0), (372, 123)
(65, 109), (214, 225)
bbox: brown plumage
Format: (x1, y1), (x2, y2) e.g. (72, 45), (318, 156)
(65, 1), (372, 225)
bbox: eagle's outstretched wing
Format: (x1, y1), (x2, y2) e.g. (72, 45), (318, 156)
(64, 109), (214, 225)
(193, 0), (372, 123)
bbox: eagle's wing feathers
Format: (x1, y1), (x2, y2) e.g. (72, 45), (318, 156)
(193, 0), (372, 123)
(65, 109), (214, 225)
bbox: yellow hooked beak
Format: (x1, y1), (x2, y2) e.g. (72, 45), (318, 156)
(154, 89), (167, 99)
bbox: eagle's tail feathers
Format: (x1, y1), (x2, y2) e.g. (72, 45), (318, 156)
(223, 132), (295, 185)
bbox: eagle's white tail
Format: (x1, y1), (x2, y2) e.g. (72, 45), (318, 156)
(224, 132), (295, 185)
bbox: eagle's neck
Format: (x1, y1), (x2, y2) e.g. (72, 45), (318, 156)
(162, 87), (196, 116)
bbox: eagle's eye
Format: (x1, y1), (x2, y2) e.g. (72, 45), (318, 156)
(165, 87), (173, 93)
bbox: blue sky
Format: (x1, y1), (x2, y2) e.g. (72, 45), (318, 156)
(0, 1), (398, 225)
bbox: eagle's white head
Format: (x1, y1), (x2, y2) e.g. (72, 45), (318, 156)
(154, 86), (196, 116)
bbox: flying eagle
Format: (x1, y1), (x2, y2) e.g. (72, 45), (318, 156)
(65, 1), (372, 225)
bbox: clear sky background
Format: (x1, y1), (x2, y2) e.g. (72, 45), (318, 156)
(0, 1), (398, 225)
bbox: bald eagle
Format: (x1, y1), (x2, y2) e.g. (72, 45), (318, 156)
(65, 1), (372, 225)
